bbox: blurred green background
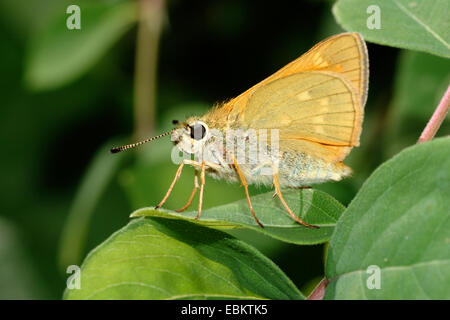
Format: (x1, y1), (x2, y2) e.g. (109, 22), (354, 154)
(0, 0), (448, 299)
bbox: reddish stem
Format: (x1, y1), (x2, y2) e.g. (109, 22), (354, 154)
(307, 277), (328, 300)
(417, 85), (450, 143)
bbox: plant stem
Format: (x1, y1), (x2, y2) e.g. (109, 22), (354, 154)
(134, 0), (165, 140)
(417, 85), (450, 143)
(307, 277), (327, 300)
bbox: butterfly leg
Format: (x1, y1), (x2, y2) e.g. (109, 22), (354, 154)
(194, 162), (206, 220)
(232, 158), (264, 228)
(273, 172), (319, 229)
(175, 169), (199, 212)
(155, 161), (186, 209)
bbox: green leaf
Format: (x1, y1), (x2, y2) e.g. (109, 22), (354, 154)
(333, 0), (450, 58)
(131, 189), (345, 245)
(25, 1), (137, 90)
(64, 217), (304, 300)
(325, 137), (450, 299)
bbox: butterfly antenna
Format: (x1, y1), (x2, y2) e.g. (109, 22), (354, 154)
(110, 130), (173, 154)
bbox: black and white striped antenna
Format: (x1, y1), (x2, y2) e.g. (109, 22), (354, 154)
(110, 129), (173, 154)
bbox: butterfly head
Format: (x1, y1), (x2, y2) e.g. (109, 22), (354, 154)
(171, 118), (209, 154)
(109, 117), (209, 154)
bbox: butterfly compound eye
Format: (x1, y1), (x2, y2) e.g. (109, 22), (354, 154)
(189, 123), (207, 140)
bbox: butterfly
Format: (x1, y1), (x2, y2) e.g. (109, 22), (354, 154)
(111, 32), (369, 229)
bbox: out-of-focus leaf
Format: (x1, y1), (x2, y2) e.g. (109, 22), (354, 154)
(333, 0), (450, 58)
(64, 217), (304, 300)
(325, 137), (450, 299)
(131, 189), (345, 245)
(0, 0), (60, 39)
(385, 50), (450, 156)
(58, 140), (127, 270)
(391, 51), (450, 121)
(0, 218), (45, 299)
(25, 0), (137, 90)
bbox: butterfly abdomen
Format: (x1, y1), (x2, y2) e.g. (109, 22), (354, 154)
(277, 151), (351, 187)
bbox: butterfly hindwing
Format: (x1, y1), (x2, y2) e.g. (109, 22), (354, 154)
(203, 33), (368, 162)
(236, 71), (362, 162)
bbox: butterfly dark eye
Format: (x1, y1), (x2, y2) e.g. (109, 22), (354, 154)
(189, 124), (206, 140)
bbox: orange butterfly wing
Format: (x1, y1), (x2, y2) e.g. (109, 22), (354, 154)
(212, 32), (368, 117)
(203, 32), (369, 162)
(236, 71), (362, 162)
